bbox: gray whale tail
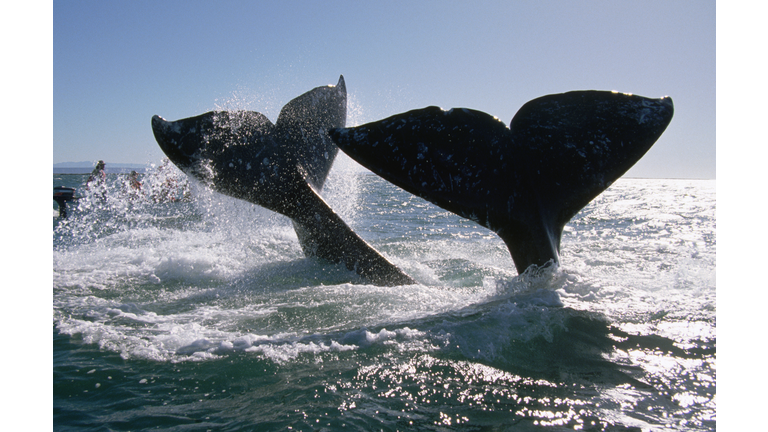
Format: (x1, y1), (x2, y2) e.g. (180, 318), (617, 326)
(329, 91), (674, 273)
(151, 76), (415, 286)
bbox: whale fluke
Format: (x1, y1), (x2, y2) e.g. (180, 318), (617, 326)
(329, 91), (674, 273)
(152, 76), (415, 286)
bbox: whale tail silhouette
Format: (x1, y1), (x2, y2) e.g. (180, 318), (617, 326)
(329, 91), (674, 273)
(152, 76), (415, 285)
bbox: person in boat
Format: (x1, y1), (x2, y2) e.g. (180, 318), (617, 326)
(129, 171), (142, 190)
(124, 170), (143, 200)
(86, 160), (107, 201)
(87, 160), (106, 186)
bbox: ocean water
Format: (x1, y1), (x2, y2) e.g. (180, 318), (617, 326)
(53, 163), (715, 431)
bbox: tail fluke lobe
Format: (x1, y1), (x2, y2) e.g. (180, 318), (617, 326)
(509, 91), (675, 225)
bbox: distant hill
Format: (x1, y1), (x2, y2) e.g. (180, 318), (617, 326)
(54, 161), (151, 174)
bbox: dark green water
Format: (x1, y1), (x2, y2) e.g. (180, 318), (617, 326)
(53, 171), (716, 431)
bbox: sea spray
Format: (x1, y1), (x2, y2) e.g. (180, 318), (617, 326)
(55, 173), (715, 429)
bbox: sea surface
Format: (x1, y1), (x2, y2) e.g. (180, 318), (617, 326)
(53, 163), (715, 431)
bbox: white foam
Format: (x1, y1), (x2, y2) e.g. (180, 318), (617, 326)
(54, 178), (715, 367)
(245, 340), (357, 363)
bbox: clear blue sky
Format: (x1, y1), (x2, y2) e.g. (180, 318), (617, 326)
(51, 0), (715, 178)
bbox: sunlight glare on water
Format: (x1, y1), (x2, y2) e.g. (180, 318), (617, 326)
(54, 162), (714, 430)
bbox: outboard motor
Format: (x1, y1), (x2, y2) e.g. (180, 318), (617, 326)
(53, 186), (77, 218)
